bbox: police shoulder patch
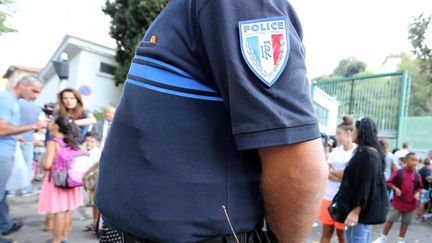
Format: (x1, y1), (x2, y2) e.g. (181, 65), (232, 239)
(239, 16), (290, 87)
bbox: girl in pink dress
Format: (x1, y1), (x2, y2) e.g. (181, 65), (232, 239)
(38, 115), (84, 243)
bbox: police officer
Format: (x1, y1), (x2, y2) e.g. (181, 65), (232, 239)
(95, 1), (328, 242)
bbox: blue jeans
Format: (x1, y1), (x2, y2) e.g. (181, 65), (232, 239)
(0, 154), (14, 232)
(0, 192), (13, 232)
(345, 223), (372, 243)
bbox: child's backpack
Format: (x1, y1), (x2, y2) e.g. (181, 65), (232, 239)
(51, 138), (94, 188)
(397, 169), (419, 192)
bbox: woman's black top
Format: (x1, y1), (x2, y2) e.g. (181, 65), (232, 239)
(334, 147), (388, 224)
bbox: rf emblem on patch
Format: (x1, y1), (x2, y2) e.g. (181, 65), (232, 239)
(239, 16), (290, 87)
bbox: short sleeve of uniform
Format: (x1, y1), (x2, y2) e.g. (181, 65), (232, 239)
(198, 0), (319, 150)
(0, 94), (14, 121)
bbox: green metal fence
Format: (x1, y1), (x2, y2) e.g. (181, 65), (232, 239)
(312, 71), (411, 148)
(403, 116), (432, 152)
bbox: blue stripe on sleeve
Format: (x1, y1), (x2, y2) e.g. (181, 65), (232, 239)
(128, 62), (219, 94)
(126, 79), (224, 102)
(133, 56), (195, 79)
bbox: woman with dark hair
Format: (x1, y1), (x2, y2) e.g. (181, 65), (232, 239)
(58, 88), (96, 141)
(37, 115), (85, 243)
(329, 117), (388, 243)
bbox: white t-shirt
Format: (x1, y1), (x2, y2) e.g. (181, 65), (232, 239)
(88, 147), (102, 164)
(324, 144), (358, 201)
(384, 152), (394, 180)
(33, 132), (46, 154)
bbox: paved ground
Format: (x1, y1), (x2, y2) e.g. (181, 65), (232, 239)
(306, 219), (432, 243)
(2, 194), (98, 243)
(2, 191), (432, 243)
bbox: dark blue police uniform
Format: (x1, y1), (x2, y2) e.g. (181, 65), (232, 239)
(95, 0), (320, 242)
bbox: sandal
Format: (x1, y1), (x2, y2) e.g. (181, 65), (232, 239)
(83, 223), (96, 232)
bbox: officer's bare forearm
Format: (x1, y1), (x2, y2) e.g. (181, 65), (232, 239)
(259, 139), (328, 243)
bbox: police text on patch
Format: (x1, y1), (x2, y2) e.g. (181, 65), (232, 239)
(242, 21), (285, 34)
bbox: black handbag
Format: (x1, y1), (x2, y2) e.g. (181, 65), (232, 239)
(327, 192), (352, 223)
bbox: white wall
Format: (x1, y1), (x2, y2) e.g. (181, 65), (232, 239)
(314, 87), (339, 135)
(36, 76), (61, 106)
(0, 79), (7, 91)
(75, 50), (122, 111)
(36, 48), (123, 111)
(36, 56), (80, 106)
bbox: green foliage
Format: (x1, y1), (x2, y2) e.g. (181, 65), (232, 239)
(0, 0), (16, 35)
(312, 74), (339, 81)
(103, 0), (167, 85)
(312, 57), (369, 81)
(357, 70), (374, 76)
(92, 109), (104, 121)
(332, 57), (367, 78)
(407, 14), (432, 116)
(398, 53), (432, 116)
(408, 13), (432, 82)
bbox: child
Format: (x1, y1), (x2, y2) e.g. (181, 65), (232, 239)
(37, 115), (85, 243)
(373, 152), (423, 243)
(83, 131), (102, 233)
(418, 158), (432, 220)
(84, 131), (102, 164)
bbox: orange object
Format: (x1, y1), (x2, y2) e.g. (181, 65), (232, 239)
(150, 35), (158, 43)
(319, 199), (345, 230)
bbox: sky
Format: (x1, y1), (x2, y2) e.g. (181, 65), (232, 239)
(0, 0), (431, 79)
(0, 0), (114, 75)
(290, 0), (432, 77)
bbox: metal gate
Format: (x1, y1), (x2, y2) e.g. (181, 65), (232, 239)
(312, 71), (411, 148)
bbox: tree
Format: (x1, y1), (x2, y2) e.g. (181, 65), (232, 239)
(0, 0), (16, 34)
(312, 58), (369, 81)
(398, 53), (432, 116)
(332, 57), (367, 78)
(407, 14), (432, 116)
(103, 0), (167, 85)
(408, 13), (432, 83)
